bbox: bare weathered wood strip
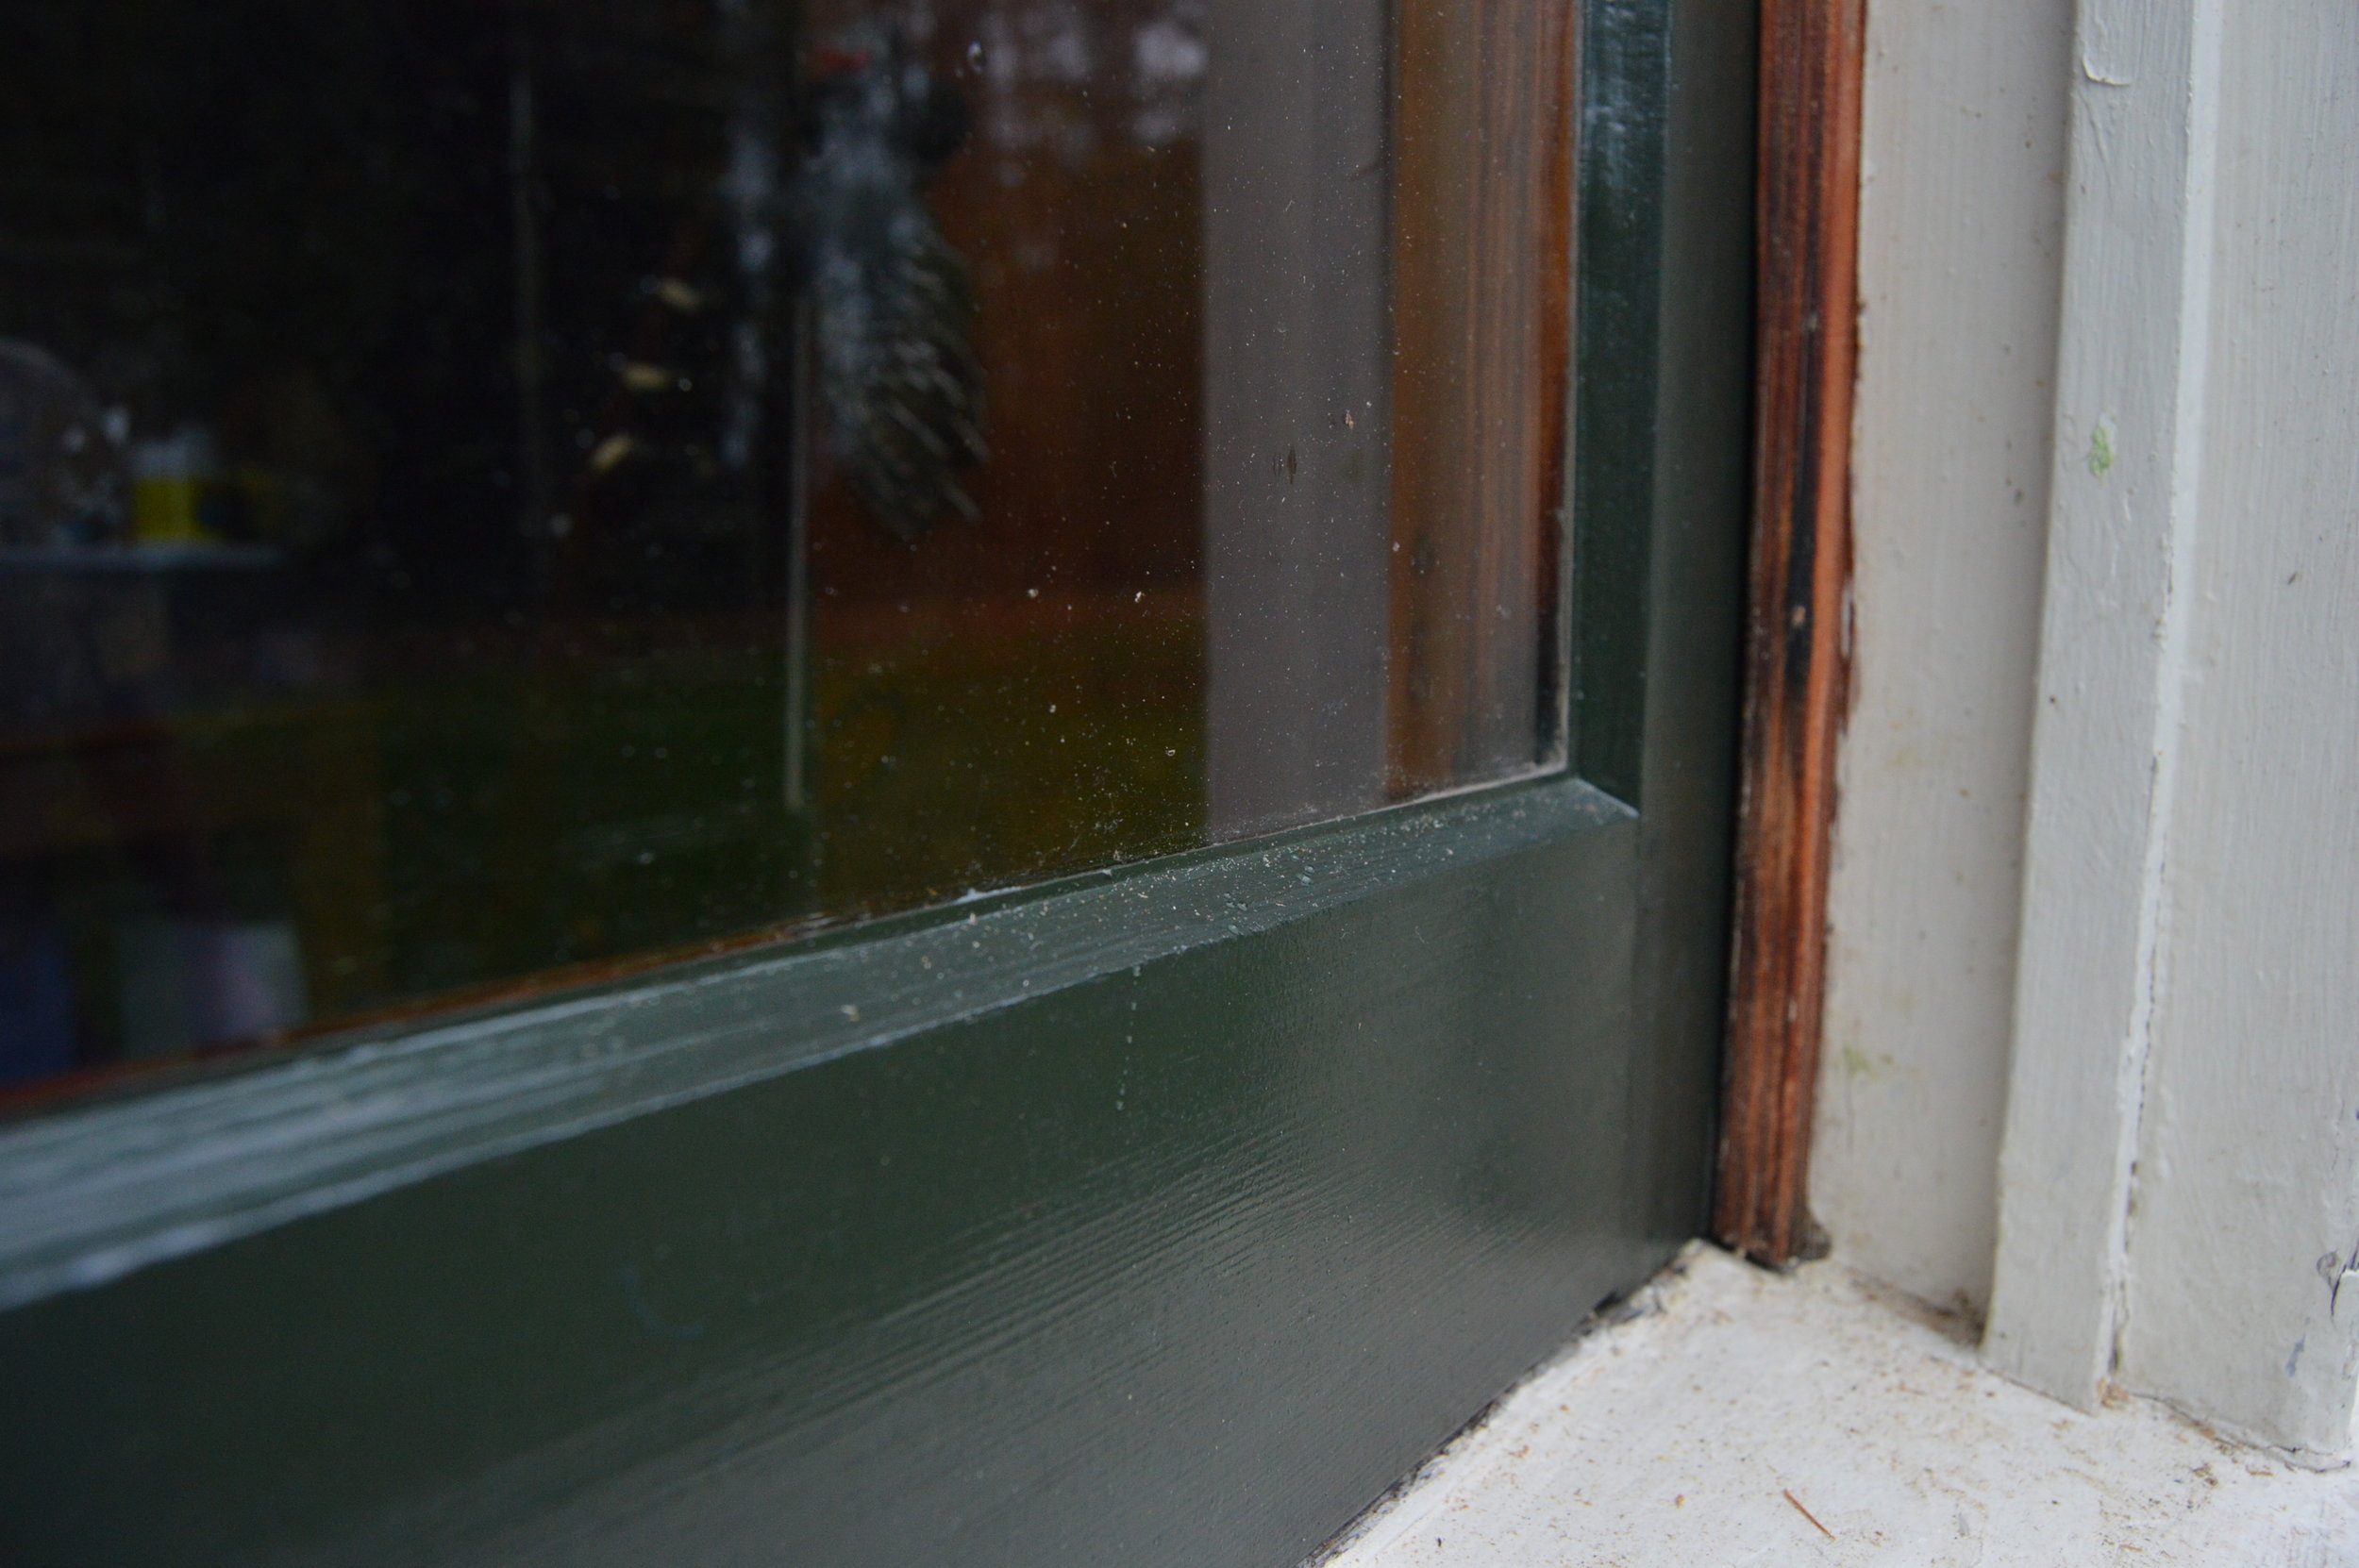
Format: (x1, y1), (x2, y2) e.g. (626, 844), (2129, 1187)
(1714, 0), (1865, 1266)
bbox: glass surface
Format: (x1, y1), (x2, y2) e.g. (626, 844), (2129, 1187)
(0, 0), (1573, 1093)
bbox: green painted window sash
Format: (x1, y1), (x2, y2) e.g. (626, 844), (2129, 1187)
(0, 0), (1755, 1562)
(0, 776), (1631, 1314)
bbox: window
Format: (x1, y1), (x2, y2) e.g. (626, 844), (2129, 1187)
(0, 2), (1753, 1563)
(3, 0), (1567, 1094)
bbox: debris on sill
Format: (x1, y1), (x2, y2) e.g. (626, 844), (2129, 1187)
(1313, 1243), (2359, 1567)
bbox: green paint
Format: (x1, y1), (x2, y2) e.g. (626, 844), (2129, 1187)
(0, 779), (1632, 1315)
(0, 0), (1756, 1560)
(1570, 0), (1677, 807)
(2, 803), (1666, 1567)
(2089, 417), (2116, 478)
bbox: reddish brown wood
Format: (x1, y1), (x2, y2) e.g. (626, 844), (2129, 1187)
(1714, 0), (1864, 1266)
(1385, 0), (1577, 795)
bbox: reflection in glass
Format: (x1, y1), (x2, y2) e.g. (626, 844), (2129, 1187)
(0, 0), (1573, 1093)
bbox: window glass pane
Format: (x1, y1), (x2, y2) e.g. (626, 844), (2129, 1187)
(0, 0), (1573, 1093)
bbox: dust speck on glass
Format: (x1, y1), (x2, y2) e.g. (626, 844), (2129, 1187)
(0, 0), (1574, 1094)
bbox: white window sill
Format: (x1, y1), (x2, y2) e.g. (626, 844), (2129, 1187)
(1317, 1244), (2359, 1566)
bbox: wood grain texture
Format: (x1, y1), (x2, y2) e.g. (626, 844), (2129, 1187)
(1805, 0), (2070, 1319)
(0, 779), (1627, 1314)
(1983, 0), (2223, 1410)
(1386, 0), (1577, 794)
(2112, 1), (2359, 1454)
(1713, 0), (1863, 1266)
(0, 0), (1759, 1560)
(1, 777), (1655, 1568)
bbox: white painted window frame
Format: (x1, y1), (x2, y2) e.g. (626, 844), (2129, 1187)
(1984, 0), (2359, 1461)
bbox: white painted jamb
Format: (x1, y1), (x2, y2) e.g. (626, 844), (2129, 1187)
(1809, 0), (2071, 1319)
(1983, 0), (2221, 1409)
(2107, 0), (2359, 1458)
